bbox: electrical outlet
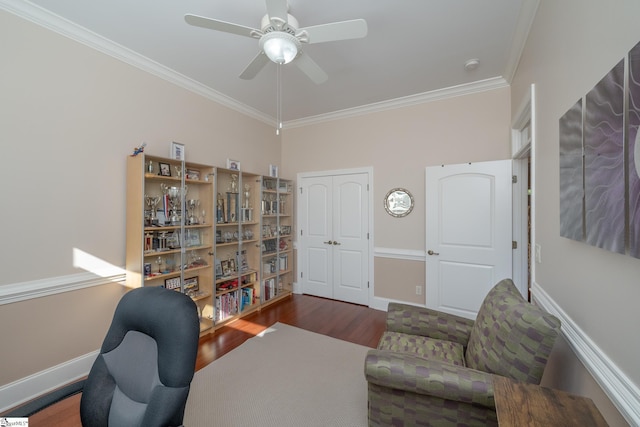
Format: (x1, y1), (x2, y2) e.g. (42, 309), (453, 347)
(416, 285), (422, 295)
(535, 244), (542, 263)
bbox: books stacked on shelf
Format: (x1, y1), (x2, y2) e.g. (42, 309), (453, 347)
(240, 287), (255, 311)
(215, 292), (238, 321)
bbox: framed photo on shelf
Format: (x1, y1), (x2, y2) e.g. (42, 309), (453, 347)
(164, 276), (181, 291)
(269, 164), (278, 177)
(159, 162), (171, 177)
(215, 258), (223, 278)
(170, 141), (185, 160)
(184, 276), (199, 293)
(221, 260), (230, 276)
(226, 158), (240, 171)
(185, 168), (200, 180)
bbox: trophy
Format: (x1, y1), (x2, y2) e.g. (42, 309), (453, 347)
(186, 199), (200, 225)
(229, 174), (239, 193)
(242, 184), (253, 222)
(216, 192), (224, 223)
(161, 183), (188, 225)
(144, 195), (161, 226)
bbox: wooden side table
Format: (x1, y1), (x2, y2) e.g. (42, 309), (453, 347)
(493, 376), (608, 426)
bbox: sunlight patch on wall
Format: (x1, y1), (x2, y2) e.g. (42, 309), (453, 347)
(73, 248), (126, 279)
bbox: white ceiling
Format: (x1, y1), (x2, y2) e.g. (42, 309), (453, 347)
(5, 0), (536, 126)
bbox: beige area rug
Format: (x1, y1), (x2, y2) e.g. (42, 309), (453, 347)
(183, 322), (370, 427)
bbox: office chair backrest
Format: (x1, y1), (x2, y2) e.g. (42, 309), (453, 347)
(80, 286), (200, 427)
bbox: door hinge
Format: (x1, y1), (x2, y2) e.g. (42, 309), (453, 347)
(299, 187), (303, 194)
(300, 229), (303, 236)
(300, 271), (303, 278)
(512, 241), (518, 249)
(367, 232), (370, 240)
(512, 175), (518, 184)
(367, 281), (370, 288)
(367, 184), (369, 191)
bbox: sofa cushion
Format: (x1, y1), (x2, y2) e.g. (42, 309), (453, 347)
(378, 331), (466, 366)
(465, 279), (560, 384)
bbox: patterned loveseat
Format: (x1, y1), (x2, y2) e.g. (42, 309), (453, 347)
(364, 278), (560, 426)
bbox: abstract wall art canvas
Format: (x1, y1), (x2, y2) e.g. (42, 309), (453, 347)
(559, 99), (584, 241)
(559, 40), (640, 259)
(584, 59), (625, 254)
(628, 42), (640, 258)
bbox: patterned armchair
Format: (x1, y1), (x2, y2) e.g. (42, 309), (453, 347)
(364, 279), (560, 426)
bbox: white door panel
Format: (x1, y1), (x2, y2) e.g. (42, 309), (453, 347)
(426, 160), (512, 319)
(301, 177), (332, 298)
(300, 172), (369, 305)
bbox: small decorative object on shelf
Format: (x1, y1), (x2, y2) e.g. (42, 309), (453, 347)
(131, 142), (146, 157)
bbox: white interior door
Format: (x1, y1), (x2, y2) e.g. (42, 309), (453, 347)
(425, 160), (512, 319)
(299, 172), (370, 305)
(299, 176), (333, 299)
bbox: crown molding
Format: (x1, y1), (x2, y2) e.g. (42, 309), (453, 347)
(284, 77), (509, 129)
(2, 0), (515, 131)
(0, 0), (273, 126)
(502, 0), (540, 83)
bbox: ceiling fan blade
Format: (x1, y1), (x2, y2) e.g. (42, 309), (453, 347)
(185, 14), (260, 38)
(298, 19), (368, 44)
(295, 52), (328, 84)
(239, 52), (270, 80)
(265, 0), (289, 27)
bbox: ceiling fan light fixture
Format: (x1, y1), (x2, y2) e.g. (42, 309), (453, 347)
(260, 32), (300, 64)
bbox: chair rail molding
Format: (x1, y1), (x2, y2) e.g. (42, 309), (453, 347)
(0, 271), (125, 305)
(532, 281), (640, 426)
(374, 247), (426, 262)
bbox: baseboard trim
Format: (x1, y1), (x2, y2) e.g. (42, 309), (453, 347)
(532, 281), (640, 426)
(0, 350), (98, 413)
(0, 272), (125, 306)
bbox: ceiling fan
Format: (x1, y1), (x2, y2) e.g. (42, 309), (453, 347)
(185, 0), (368, 84)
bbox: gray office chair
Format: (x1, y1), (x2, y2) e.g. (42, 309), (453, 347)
(5, 286), (200, 426)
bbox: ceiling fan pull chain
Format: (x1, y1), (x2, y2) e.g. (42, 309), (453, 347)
(276, 63), (282, 135)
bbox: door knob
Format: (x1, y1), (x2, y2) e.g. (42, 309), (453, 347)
(324, 240), (333, 245)
(427, 250), (440, 256)
(333, 241), (341, 245)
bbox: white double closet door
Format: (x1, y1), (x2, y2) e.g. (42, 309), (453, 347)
(298, 170), (370, 305)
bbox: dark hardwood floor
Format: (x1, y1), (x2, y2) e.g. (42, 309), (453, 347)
(4, 294), (387, 427)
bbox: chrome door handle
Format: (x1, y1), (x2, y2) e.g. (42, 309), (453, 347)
(324, 240), (333, 245)
(333, 241), (341, 245)
(427, 250), (440, 256)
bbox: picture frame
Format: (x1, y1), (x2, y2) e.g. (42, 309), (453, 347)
(215, 258), (223, 277)
(226, 158), (240, 171)
(164, 276), (181, 291)
(159, 162), (171, 177)
(185, 168), (200, 180)
(183, 276), (199, 293)
(221, 260), (230, 276)
(170, 141), (185, 160)
(269, 164), (278, 177)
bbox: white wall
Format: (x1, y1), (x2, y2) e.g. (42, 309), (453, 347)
(511, 0), (640, 425)
(282, 87), (511, 303)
